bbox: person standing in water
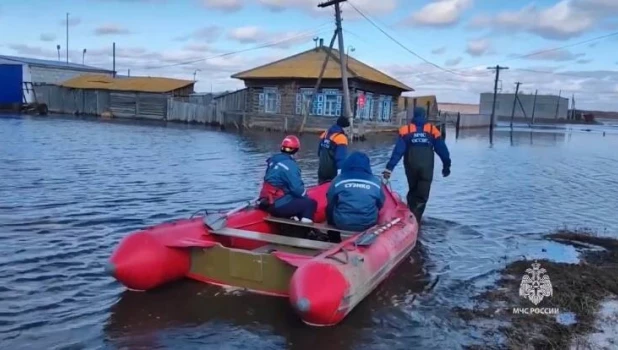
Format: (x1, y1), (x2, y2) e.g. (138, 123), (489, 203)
(382, 107), (451, 222)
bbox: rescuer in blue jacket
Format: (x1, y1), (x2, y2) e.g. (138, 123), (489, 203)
(317, 116), (350, 184)
(326, 151), (385, 233)
(258, 135), (317, 223)
(382, 107), (451, 222)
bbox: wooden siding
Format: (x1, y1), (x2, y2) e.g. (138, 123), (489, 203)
(240, 78), (402, 121)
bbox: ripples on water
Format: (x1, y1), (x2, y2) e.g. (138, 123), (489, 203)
(1, 115), (618, 349)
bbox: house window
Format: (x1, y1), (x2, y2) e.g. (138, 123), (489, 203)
(259, 87), (279, 114)
(295, 88), (314, 115)
(377, 95), (392, 121)
(356, 91), (374, 120)
(321, 89), (341, 117)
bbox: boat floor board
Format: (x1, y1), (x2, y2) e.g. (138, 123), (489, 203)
(211, 227), (336, 251)
(252, 244), (321, 256)
(264, 216), (358, 237)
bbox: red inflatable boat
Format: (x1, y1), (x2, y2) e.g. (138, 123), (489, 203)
(107, 182), (419, 326)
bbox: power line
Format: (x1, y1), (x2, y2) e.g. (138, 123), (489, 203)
(346, 0), (479, 77)
(502, 31), (618, 63)
(512, 68), (590, 79)
(404, 30), (618, 79)
(143, 24), (330, 70)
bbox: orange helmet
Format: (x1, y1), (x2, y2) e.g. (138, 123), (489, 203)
(281, 135), (300, 154)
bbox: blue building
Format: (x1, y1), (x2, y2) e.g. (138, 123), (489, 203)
(0, 55), (114, 104)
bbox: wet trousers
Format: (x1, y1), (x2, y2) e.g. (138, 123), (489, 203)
(404, 165), (433, 223)
(270, 197), (317, 221)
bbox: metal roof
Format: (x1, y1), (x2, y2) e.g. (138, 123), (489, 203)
(231, 46), (413, 92)
(61, 74), (194, 93)
(0, 54), (113, 73)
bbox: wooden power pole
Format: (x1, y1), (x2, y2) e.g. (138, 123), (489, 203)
(510, 81), (521, 129)
(298, 30), (338, 134)
(487, 65), (509, 141)
(318, 0), (354, 138)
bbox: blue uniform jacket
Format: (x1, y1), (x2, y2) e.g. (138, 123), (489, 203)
(385, 107), (451, 171)
(317, 124), (348, 171)
(263, 153), (307, 208)
(327, 151), (385, 232)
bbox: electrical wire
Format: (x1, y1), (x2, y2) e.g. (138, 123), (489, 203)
(512, 68), (591, 79)
(346, 0), (481, 77)
(143, 23), (331, 70)
(411, 30), (618, 79)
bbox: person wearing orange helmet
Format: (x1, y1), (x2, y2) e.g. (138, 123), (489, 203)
(258, 135), (317, 224)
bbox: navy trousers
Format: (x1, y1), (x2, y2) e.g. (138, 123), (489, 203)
(270, 197), (317, 221)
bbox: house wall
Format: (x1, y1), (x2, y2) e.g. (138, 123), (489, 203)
(479, 92), (569, 119)
(241, 78), (403, 122)
(28, 65), (113, 85)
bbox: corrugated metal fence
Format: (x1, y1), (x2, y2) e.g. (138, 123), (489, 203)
(35, 84), (110, 115)
(34, 84), (168, 120)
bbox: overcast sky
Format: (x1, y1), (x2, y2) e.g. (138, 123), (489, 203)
(1, 0), (617, 111)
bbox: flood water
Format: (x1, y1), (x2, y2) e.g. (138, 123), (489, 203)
(1, 115), (618, 350)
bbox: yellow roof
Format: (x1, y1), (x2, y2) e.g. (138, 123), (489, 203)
(232, 47), (413, 91)
(60, 75), (194, 93)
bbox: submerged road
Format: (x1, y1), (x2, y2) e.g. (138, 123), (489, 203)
(1, 115), (618, 349)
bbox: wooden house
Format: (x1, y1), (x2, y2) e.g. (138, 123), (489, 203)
(229, 43), (413, 123)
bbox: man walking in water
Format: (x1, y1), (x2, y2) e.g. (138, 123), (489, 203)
(317, 116), (350, 184)
(382, 107), (451, 222)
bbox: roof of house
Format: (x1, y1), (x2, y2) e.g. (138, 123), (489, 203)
(231, 46), (413, 91)
(60, 74), (195, 93)
(0, 54), (114, 73)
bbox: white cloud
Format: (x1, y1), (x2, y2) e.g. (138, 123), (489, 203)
(432, 47), (447, 55)
(94, 24), (132, 36)
(576, 58), (593, 64)
(405, 0), (473, 27)
(226, 26), (318, 48)
(227, 26), (265, 43)
(256, 0), (397, 18)
(466, 38), (491, 57)
(445, 57), (462, 66)
(60, 16), (81, 27)
(40, 33), (57, 42)
(468, 0), (617, 40)
(183, 43), (217, 52)
(201, 0), (243, 12)
(514, 48), (586, 62)
(174, 26), (222, 42)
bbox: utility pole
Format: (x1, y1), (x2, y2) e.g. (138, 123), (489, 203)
(318, 0), (353, 137)
(112, 42), (116, 78)
(510, 81), (521, 129)
(66, 13), (69, 63)
(531, 89), (538, 125)
(298, 30), (337, 134)
(487, 65), (509, 141)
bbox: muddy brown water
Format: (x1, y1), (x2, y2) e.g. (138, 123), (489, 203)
(1, 115), (618, 349)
